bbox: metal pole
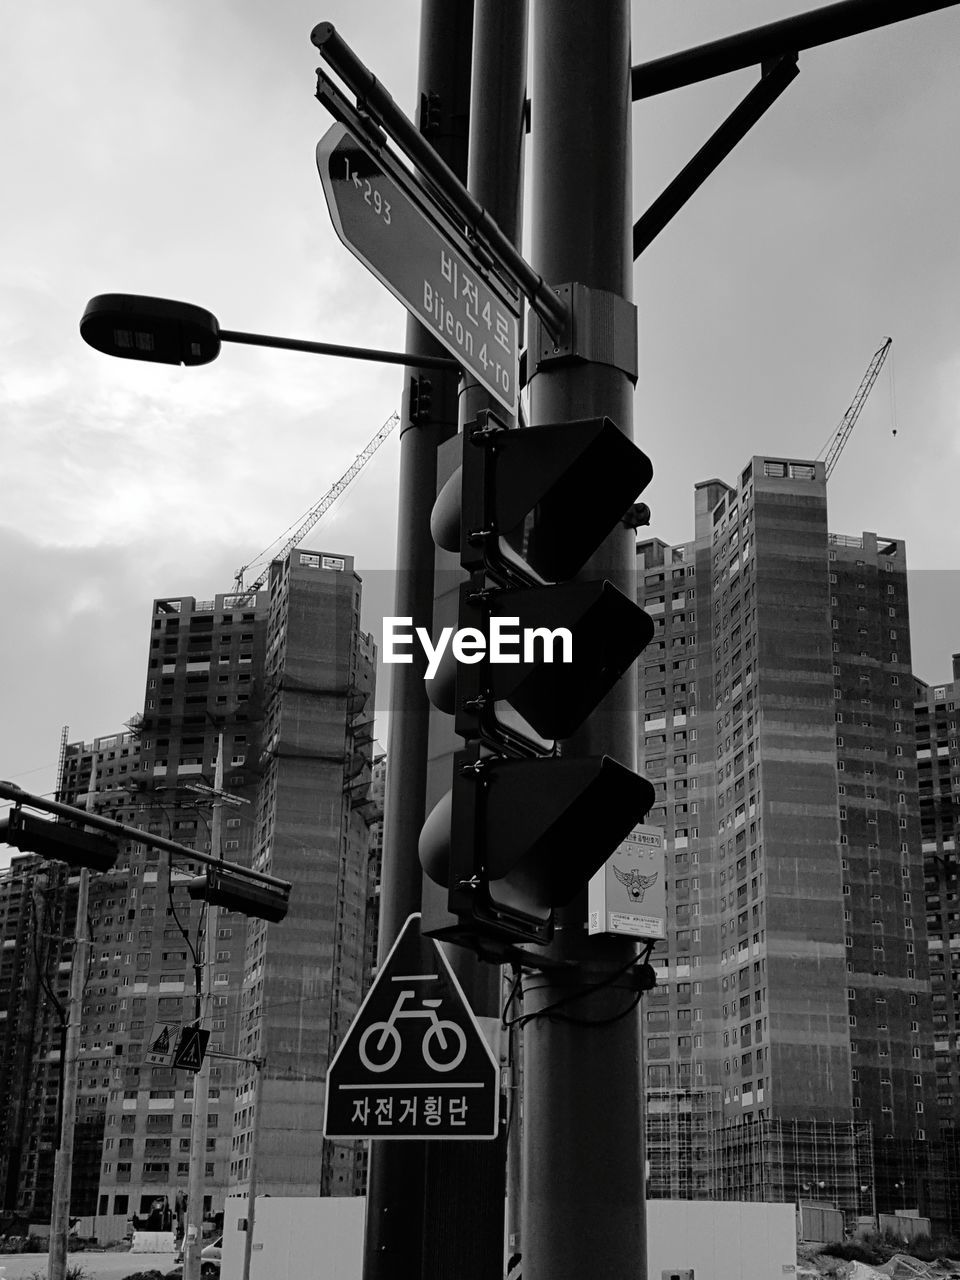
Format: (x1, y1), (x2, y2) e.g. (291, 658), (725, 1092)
(523, 3), (645, 1278)
(240, 1057), (265, 1280)
(631, 0), (960, 98)
(47, 866), (89, 1280)
(361, 6), (473, 1276)
(419, 4), (528, 1278)
(0, 781), (288, 893)
(184, 736), (224, 1280)
(218, 328), (458, 370)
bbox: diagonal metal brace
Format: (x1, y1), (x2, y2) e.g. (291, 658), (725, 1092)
(633, 53), (799, 260)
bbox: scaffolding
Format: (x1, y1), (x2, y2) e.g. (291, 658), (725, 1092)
(646, 1088), (723, 1200)
(712, 1117), (874, 1221)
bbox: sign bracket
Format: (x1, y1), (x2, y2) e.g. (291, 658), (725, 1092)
(311, 22), (570, 340)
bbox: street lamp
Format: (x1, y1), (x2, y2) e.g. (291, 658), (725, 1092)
(79, 293), (460, 370)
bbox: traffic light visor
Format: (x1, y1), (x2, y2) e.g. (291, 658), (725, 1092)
(0, 808), (118, 872)
(420, 754), (655, 944)
(469, 416), (652, 583)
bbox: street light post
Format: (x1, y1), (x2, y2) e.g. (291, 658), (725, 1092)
(47, 865), (90, 1280)
(183, 736), (224, 1280)
(79, 294), (459, 371)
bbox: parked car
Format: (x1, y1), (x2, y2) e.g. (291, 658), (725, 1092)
(202, 1236), (223, 1265)
(167, 1237), (221, 1278)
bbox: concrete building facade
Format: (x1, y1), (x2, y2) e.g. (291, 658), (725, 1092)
(230, 549), (378, 1200)
(0, 854), (76, 1220)
(89, 590), (270, 1224)
(637, 456), (933, 1222)
(1, 547), (378, 1229)
(914, 655), (960, 1228)
(916, 656), (960, 1122)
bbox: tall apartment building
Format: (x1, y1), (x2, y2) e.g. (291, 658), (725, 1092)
(230, 549), (378, 1199)
(2, 547), (378, 1227)
(0, 726), (142, 1223)
(915, 655), (960, 1228)
(60, 729), (144, 1221)
(89, 584), (271, 1226)
(636, 456), (933, 1223)
(915, 656), (960, 1121)
(0, 854), (75, 1220)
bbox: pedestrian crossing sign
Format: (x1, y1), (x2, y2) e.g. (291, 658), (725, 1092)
(145, 1022), (179, 1065)
(172, 1025), (210, 1073)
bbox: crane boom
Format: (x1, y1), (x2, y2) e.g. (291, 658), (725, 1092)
(817, 337), (892, 480)
(234, 410), (399, 602)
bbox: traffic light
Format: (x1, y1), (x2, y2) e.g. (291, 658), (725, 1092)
(408, 374), (433, 423)
(419, 410), (656, 949)
(186, 864), (290, 923)
(0, 807), (118, 872)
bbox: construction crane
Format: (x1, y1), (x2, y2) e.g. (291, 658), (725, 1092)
(816, 337), (893, 480)
(233, 410), (399, 602)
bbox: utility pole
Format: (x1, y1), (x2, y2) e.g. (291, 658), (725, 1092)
(361, 4), (473, 1277)
(183, 735), (225, 1280)
(521, 3), (646, 1278)
(239, 1057), (265, 1280)
(47, 865), (90, 1280)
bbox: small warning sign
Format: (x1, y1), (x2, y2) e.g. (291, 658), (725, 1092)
(172, 1025), (210, 1073)
(325, 914), (499, 1140)
(145, 1022), (178, 1065)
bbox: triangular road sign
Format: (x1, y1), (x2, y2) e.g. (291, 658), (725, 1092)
(145, 1022), (178, 1066)
(172, 1024), (210, 1073)
(325, 914), (499, 1140)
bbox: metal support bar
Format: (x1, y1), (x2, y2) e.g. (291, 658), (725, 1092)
(0, 781), (290, 892)
(632, 0), (959, 98)
(633, 54), (799, 259)
(310, 20), (569, 338)
(218, 328), (459, 371)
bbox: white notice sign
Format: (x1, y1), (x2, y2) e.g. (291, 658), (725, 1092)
(588, 824), (667, 939)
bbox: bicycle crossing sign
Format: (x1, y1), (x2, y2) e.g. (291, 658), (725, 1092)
(324, 914), (499, 1140)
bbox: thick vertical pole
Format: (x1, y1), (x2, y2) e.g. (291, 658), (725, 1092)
(523, 3), (646, 1279)
(48, 866), (89, 1280)
(240, 1057), (265, 1280)
(184, 737), (224, 1280)
(420, 4), (528, 1277)
(362, 4), (473, 1277)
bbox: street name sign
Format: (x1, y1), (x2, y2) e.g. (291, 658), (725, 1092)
(316, 121), (519, 414)
(324, 913), (499, 1140)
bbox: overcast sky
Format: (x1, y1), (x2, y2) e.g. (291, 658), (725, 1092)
(2, 1), (958, 866)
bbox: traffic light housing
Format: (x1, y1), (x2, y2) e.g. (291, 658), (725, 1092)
(421, 753), (654, 945)
(420, 410), (656, 950)
(408, 374), (433, 423)
(0, 807), (118, 872)
(186, 864), (290, 923)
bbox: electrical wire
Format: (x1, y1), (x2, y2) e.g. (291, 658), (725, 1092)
(502, 943), (656, 1030)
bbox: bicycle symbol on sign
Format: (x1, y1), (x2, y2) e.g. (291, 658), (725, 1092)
(358, 987), (468, 1074)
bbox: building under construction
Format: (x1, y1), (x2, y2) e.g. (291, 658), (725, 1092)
(637, 455), (938, 1227)
(0, 548), (380, 1230)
